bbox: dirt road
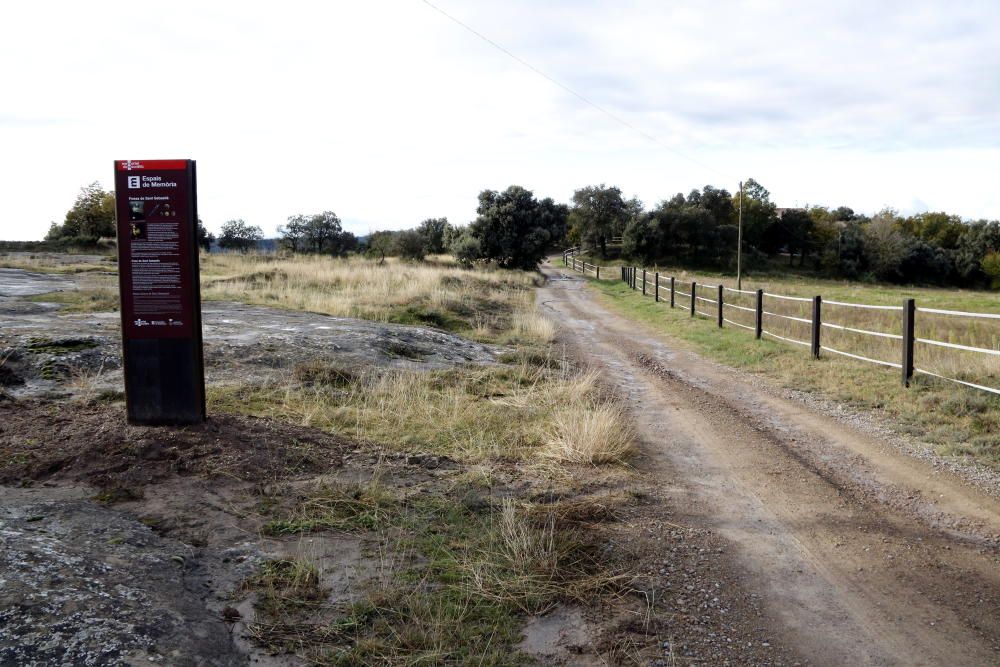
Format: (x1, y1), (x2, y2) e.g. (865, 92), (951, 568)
(540, 264), (1000, 666)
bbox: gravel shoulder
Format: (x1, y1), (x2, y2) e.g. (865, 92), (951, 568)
(540, 262), (1000, 666)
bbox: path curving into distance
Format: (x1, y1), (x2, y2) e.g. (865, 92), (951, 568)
(540, 261), (1000, 667)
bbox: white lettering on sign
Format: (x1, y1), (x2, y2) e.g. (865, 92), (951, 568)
(139, 175), (178, 188)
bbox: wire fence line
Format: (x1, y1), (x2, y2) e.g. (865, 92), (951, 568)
(561, 249), (1000, 397)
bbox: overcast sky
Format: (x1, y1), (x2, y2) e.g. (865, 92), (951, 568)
(2, 0), (999, 240)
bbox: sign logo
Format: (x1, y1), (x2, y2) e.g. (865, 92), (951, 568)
(122, 160), (144, 170)
(127, 176), (141, 189)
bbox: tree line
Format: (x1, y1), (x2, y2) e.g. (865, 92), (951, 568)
(43, 180), (1000, 288)
(615, 179), (1000, 288)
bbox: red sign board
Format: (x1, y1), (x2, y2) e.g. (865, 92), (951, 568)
(115, 160), (198, 339)
(114, 159), (205, 424)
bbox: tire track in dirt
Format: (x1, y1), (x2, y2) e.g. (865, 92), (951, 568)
(540, 266), (1000, 666)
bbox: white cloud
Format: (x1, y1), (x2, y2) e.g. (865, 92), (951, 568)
(1, 0), (999, 241)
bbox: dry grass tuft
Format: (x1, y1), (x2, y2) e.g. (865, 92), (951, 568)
(495, 498), (559, 576)
(510, 310), (557, 343)
(544, 401), (636, 464)
(526, 494), (631, 525)
(461, 499), (621, 614)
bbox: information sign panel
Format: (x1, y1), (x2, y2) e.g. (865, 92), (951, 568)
(114, 159), (205, 424)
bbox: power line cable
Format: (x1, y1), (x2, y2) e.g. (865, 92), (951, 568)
(418, 0), (733, 182)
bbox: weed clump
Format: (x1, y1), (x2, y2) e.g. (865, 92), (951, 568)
(293, 361), (359, 388)
(244, 558), (325, 618)
(262, 480), (394, 535)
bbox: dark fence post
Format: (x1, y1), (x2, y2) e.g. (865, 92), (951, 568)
(811, 296), (822, 359)
(717, 284), (724, 327)
(633, 267), (637, 290)
(670, 277), (675, 308)
(902, 298), (915, 387)
(642, 270), (647, 296)
(596, 266), (600, 280)
(690, 281), (696, 317)
(755, 289), (763, 339)
(654, 272), (659, 302)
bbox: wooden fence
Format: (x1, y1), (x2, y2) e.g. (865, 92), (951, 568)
(561, 250), (1000, 397)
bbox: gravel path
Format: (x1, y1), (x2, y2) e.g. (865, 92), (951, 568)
(540, 262), (1000, 666)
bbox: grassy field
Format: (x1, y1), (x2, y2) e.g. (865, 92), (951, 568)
(0, 252), (116, 274)
(568, 265), (1000, 466)
(203, 254), (554, 344)
(193, 254), (638, 663)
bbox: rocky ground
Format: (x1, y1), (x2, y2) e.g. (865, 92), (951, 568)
(0, 266), (501, 400)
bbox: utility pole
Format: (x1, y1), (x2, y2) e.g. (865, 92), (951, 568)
(736, 180), (744, 290)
